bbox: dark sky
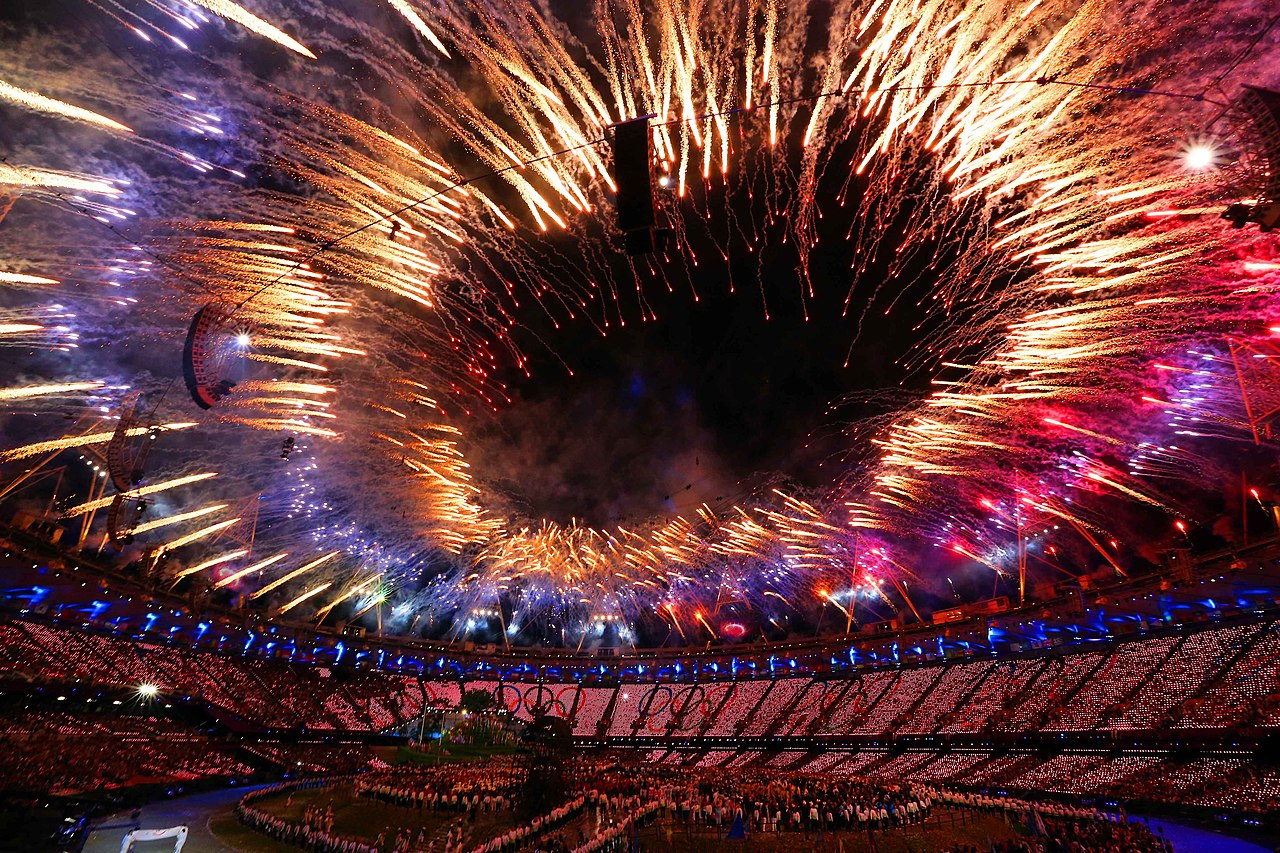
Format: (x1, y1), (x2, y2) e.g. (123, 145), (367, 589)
(441, 0), (942, 527)
(465, 164), (936, 526)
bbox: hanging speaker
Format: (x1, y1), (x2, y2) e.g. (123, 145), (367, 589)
(612, 117), (658, 255)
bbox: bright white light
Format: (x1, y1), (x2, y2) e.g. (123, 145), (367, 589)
(235, 333), (251, 347)
(138, 683), (159, 698)
(657, 175), (672, 188)
(1184, 143), (1217, 171)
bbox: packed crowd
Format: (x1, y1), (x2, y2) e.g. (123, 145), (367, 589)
(0, 709), (250, 794)
(467, 796), (585, 853)
(651, 747), (1280, 815)
(563, 762), (936, 834)
(571, 619), (1280, 738)
(355, 760), (524, 812)
(0, 618), (437, 731)
(569, 800), (661, 853)
(243, 742), (388, 775)
(3, 615), (1276, 741)
(238, 759), (1196, 853)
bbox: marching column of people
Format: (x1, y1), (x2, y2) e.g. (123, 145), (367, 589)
(356, 761), (522, 814)
(238, 759), (1182, 853)
(237, 778), (381, 853)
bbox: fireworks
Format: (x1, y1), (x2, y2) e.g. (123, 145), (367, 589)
(61, 473), (219, 518)
(0, 272), (59, 285)
(0, 164), (121, 196)
(130, 503), (229, 535)
(213, 552), (289, 589)
(0, 0), (1277, 644)
(0, 382), (105, 402)
(0, 79), (132, 133)
(0, 422), (195, 463)
(184, 0), (316, 59)
(247, 551), (342, 601)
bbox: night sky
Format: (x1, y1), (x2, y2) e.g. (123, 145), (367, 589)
(464, 162), (936, 528)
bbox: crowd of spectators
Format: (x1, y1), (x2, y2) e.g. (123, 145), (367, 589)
(900, 660), (994, 734)
(773, 681), (845, 736)
(699, 679), (768, 736)
(741, 679), (807, 736)
(998, 653), (1108, 732)
(645, 748), (1280, 817)
(575, 618), (1280, 740)
(1054, 637), (1179, 730)
(1110, 622), (1265, 729)
(242, 742), (387, 775)
(0, 709), (250, 794)
(821, 671), (894, 732)
(0, 617), (443, 731)
(568, 687), (612, 736)
(1177, 625), (1280, 728)
(667, 684), (731, 736)
(1, 610), (1277, 839)
(856, 667), (945, 734)
(6, 615), (1277, 743)
(940, 659), (1046, 733)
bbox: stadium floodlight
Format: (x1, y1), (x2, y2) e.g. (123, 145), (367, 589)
(1183, 142), (1217, 171)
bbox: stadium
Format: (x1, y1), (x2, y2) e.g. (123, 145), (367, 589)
(1, 0), (1279, 850)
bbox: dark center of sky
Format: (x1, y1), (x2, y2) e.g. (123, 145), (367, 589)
(466, 198), (934, 527)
